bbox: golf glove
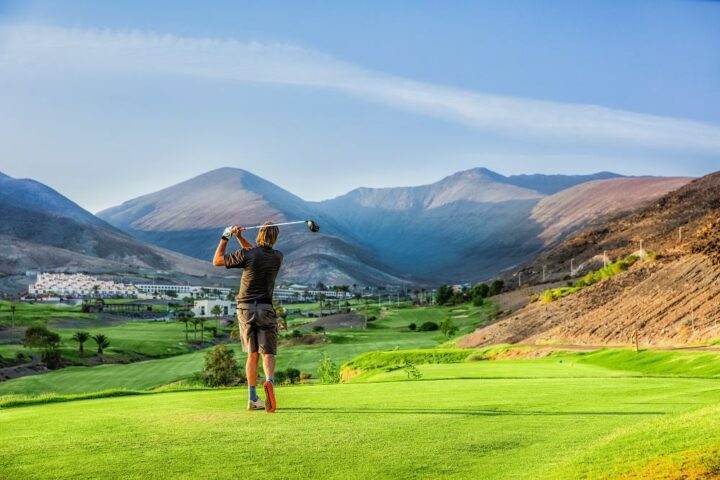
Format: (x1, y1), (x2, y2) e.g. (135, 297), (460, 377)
(221, 226), (234, 241)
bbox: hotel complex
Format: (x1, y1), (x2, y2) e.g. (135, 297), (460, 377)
(28, 273), (138, 298)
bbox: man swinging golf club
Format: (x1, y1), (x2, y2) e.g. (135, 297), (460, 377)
(213, 222), (283, 413)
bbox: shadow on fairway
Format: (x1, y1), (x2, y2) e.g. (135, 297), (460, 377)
(280, 407), (665, 417)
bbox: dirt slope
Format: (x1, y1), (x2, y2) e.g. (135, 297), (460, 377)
(462, 171), (720, 348)
(461, 254), (720, 348)
(531, 176), (691, 245)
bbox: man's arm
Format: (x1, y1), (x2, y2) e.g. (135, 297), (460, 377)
(212, 226), (234, 267)
(213, 238), (229, 267)
(233, 226), (253, 249)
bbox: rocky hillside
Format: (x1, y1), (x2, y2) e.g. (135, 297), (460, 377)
(461, 171), (720, 348)
(0, 172), (221, 288)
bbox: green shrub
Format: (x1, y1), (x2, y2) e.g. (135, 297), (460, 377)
(472, 292), (484, 306)
(440, 318), (458, 338)
(299, 371), (312, 382)
(408, 322), (417, 331)
(418, 321), (439, 331)
(201, 343), (242, 387)
(318, 352), (341, 384)
(291, 329), (303, 338)
(488, 279), (504, 296)
(312, 325), (325, 334)
(274, 370), (288, 384)
(403, 360), (422, 380)
(40, 346), (62, 369)
(23, 325), (60, 348)
(435, 285), (453, 305)
(285, 368), (301, 384)
(465, 353), (485, 362)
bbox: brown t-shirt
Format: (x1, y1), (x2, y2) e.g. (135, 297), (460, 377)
(224, 246), (283, 304)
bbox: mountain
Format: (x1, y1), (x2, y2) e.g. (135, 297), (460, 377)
(0, 172), (219, 283)
(313, 168), (689, 282)
(99, 167), (690, 285)
(461, 171), (720, 348)
(98, 168), (409, 286)
(502, 171), (622, 195)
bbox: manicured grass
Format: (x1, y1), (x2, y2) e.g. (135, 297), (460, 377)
(0, 300), (93, 326)
(0, 321), (198, 363)
(1, 361), (719, 479)
(0, 303), (496, 396)
(556, 348), (720, 377)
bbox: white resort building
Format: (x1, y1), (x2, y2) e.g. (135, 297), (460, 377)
(28, 273), (138, 298)
(135, 284), (231, 298)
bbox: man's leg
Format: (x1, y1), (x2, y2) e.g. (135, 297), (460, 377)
(262, 353), (276, 384)
(246, 352), (260, 401)
(262, 353), (277, 413)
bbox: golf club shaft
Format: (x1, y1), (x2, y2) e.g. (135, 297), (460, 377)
(242, 220), (307, 231)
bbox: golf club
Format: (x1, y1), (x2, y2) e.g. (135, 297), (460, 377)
(241, 219), (320, 233)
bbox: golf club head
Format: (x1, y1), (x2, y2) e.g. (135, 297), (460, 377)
(306, 220), (320, 233)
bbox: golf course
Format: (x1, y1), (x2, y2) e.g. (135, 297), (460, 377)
(2, 353), (720, 479)
(2, 300), (720, 479)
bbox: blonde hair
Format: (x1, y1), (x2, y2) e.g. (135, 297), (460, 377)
(256, 221), (279, 248)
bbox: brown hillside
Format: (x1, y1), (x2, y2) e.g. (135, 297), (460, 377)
(518, 172), (720, 284)
(462, 171), (720, 348)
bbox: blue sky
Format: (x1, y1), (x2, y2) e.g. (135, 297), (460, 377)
(0, 0), (718, 212)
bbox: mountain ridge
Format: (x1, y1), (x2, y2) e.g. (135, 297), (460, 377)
(97, 166), (690, 285)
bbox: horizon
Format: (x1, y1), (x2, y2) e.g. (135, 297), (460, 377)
(1, 1), (719, 212)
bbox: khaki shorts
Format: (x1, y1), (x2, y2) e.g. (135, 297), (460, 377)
(237, 303), (278, 355)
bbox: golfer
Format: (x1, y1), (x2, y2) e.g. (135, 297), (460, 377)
(213, 222), (283, 413)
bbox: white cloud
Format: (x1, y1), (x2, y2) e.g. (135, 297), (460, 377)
(2, 24), (720, 153)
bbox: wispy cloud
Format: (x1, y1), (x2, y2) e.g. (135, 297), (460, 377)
(2, 24), (720, 153)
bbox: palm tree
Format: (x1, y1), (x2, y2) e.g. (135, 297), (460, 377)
(198, 318), (206, 341)
(177, 310), (189, 342)
(211, 305), (222, 332)
(92, 334), (110, 355)
(72, 331), (90, 354)
(191, 318), (199, 340)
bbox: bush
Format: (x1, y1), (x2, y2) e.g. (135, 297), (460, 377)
(435, 285), (453, 305)
(465, 353), (485, 362)
(201, 343), (242, 387)
(274, 370), (288, 384)
(471, 292), (484, 306)
(418, 321), (439, 332)
(291, 329), (303, 338)
(488, 279), (504, 296)
(40, 347), (63, 369)
(440, 318), (458, 338)
(367, 316), (377, 322)
(472, 283), (490, 299)
(318, 352), (341, 384)
(300, 371), (312, 382)
(312, 325), (325, 334)
(23, 325), (60, 349)
(285, 368), (301, 384)
(408, 322), (417, 331)
(403, 360), (422, 380)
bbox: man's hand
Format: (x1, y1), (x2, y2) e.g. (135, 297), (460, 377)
(233, 225), (253, 249)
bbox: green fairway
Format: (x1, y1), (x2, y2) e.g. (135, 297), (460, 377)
(0, 303), (496, 396)
(0, 300), (92, 326)
(0, 321), (197, 363)
(1, 360), (719, 479)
